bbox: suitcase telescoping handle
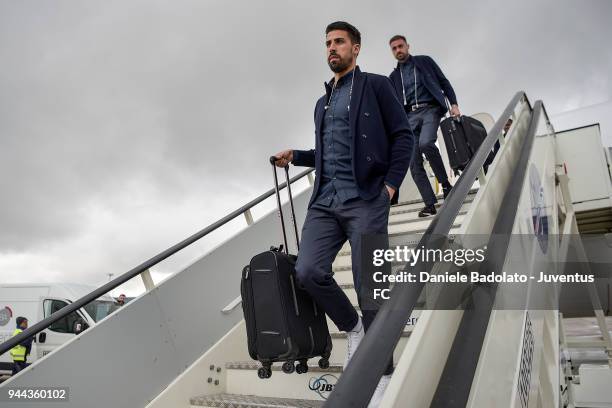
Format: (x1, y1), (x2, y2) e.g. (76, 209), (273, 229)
(443, 97), (466, 156)
(444, 97), (462, 141)
(444, 97), (461, 124)
(269, 156), (300, 254)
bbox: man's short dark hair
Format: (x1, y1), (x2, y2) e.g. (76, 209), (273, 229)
(326, 21), (361, 45)
(389, 35), (407, 44)
(16, 316), (27, 326)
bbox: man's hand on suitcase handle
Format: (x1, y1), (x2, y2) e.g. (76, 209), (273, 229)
(272, 150), (293, 167)
(450, 104), (461, 118)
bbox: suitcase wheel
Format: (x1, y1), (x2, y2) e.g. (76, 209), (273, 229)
(296, 360), (309, 374)
(318, 357), (330, 369)
(257, 365), (272, 379)
(281, 361), (295, 374)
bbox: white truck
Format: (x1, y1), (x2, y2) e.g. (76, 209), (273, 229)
(0, 283), (119, 375)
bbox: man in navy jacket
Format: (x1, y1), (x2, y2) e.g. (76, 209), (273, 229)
(389, 35), (461, 216)
(273, 22), (413, 407)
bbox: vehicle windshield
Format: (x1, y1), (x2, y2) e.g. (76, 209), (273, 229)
(82, 300), (120, 323)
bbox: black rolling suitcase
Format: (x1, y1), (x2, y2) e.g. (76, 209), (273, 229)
(440, 115), (487, 175)
(240, 157), (332, 379)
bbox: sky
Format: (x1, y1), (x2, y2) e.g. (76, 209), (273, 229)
(1, 0), (611, 296)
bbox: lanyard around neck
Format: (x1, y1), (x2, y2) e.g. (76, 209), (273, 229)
(399, 61), (417, 106)
(325, 68), (356, 112)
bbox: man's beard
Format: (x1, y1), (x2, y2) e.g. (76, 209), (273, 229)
(328, 55), (353, 73)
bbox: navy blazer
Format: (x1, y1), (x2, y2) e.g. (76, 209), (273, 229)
(292, 66), (414, 208)
(389, 55), (458, 114)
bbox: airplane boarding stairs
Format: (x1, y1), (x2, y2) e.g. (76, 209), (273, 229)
(148, 93), (537, 407)
(182, 191), (477, 408)
(2, 92), (610, 408)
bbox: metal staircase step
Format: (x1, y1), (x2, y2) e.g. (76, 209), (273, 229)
(324, 286), (421, 335)
(333, 257), (409, 272)
(224, 362), (338, 400)
(337, 226), (461, 255)
(336, 243), (416, 258)
(336, 232), (461, 259)
(390, 197), (474, 216)
(388, 209), (468, 226)
(190, 393), (323, 407)
(392, 188), (478, 207)
(389, 198), (474, 218)
(334, 259), (419, 273)
(336, 281), (427, 306)
(226, 361), (344, 373)
(189, 190), (479, 407)
(330, 329), (412, 339)
(223, 357), (399, 400)
(333, 192), (476, 257)
(333, 228), (461, 273)
(387, 215), (464, 234)
(389, 223), (461, 237)
(328, 329), (413, 364)
(336, 284), (424, 308)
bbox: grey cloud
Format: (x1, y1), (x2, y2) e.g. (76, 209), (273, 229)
(0, 0), (610, 289)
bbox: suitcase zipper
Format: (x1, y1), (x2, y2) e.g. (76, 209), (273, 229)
(450, 133), (458, 153)
(289, 275), (300, 317)
(272, 252), (292, 354)
(308, 326), (315, 356)
(449, 120), (459, 153)
(242, 265), (257, 359)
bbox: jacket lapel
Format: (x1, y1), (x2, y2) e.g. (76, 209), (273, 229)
(412, 55), (421, 71)
(392, 63), (403, 100)
(315, 81), (332, 134)
(349, 66), (366, 132)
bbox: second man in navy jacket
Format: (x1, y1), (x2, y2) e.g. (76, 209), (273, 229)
(389, 35), (461, 216)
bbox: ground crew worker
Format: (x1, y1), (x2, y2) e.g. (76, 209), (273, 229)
(10, 316), (33, 375)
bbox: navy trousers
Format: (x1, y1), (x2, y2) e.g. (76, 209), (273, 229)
(408, 106), (449, 206)
(295, 188), (393, 374)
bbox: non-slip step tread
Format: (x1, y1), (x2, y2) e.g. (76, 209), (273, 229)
(389, 224), (461, 237)
(389, 198), (474, 216)
(388, 210), (467, 226)
(392, 188), (478, 207)
(225, 361), (343, 373)
(334, 226), (462, 267)
(337, 233), (461, 258)
(190, 393), (323, 407)
(334, 262), (415, 273)
(331, 329), (412, 339)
